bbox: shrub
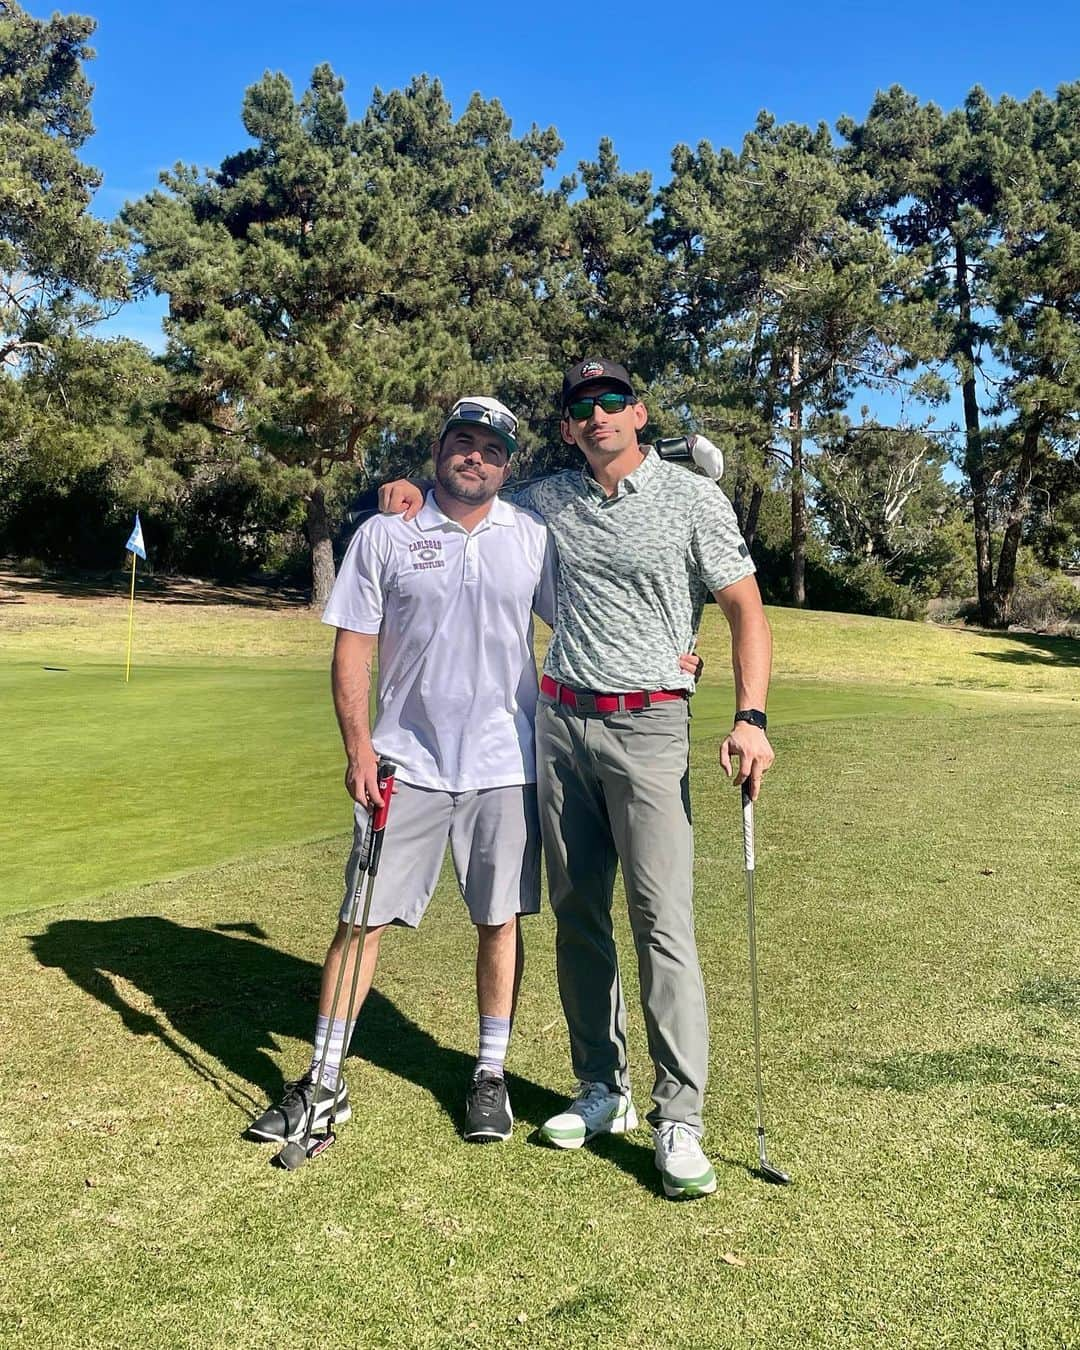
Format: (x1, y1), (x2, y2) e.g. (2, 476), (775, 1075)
(1006, 566), (1080, 633)
(807, 557), (928, 621)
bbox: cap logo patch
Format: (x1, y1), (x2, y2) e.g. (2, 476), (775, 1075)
(580, 361), (605, 378)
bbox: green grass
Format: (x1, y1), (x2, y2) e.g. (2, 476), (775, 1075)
(1, 590), (1078, 1347)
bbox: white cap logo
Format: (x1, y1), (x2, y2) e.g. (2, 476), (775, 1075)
(580, 361), (605, 378)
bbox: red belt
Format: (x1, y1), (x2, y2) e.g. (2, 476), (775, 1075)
(540, 674), (687, 714)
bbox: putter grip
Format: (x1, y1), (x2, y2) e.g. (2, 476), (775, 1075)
(741, 783), (756, 871)
(370, 759), (397, 832)
(367, 759), (397, 877)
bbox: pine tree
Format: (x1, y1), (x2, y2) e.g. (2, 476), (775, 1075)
(0, 1), (126, 370)
(126, 69), (567, 602)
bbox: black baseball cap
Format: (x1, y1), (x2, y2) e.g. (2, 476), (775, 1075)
(561, 358), (636, 408)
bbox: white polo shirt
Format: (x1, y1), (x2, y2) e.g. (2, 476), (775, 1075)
(323, 491), (556, 792)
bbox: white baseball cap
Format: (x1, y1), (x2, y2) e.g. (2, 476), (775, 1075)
(439, 396), (519, 455)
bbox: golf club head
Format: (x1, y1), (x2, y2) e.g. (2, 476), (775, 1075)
(274, 1139), (309, 1170)
(756, 1161), (791, 1186)
(274, 1131), (338, 1170)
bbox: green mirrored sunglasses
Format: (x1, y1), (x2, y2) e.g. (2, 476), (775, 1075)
(566, 393), (636, 420)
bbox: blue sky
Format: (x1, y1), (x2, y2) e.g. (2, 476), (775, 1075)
(77, 0), (1080, 350)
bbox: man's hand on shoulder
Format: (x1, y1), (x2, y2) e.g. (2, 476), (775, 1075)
(719, 723), (774, 801)
(378, 479), (425, 520)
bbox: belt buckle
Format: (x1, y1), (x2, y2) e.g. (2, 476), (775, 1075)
(575, 690), (598, 714)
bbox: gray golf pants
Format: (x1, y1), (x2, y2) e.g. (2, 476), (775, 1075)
(536, 694), (708, 1132)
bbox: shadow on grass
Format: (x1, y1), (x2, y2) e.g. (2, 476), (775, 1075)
(973, 630), (1080, 667)
(854, 1045), (1019, 1092)
(1017, 974), (1080, 1019)
(853, 1008), (1080, 1161)
(28, 915), (563, 1135)
(0, 570), (307, 609)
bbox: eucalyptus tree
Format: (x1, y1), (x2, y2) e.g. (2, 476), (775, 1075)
(0, 335), (165, 564)
(814, 422), (953, 569)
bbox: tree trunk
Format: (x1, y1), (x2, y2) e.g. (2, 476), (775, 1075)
(306, 483), (336, 610)
(789, 344), (806, 607)
(990, 421), (1041, 627)
(954, 236), (994, 625)
(745, 482), (764, 551)
(732, 463), (748, 534)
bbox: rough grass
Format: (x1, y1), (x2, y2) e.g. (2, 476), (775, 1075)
(1, 590), (1078, 1348)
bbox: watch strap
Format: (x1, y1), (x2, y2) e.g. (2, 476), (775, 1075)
(733, 708), (768, 732)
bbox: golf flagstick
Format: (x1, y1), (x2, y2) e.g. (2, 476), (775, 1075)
(123, 512), (146, 683)
(275, 758), (398, 1171)
(742, 782), (791, 1185)
(124, 554), (137, 683)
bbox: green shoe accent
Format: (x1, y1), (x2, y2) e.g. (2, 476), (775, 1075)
(663, 1165), (716, 1189)
(541, 1122), (586, 1140)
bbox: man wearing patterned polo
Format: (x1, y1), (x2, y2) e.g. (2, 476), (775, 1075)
(516, 359), (775, 1200)
(377, 361), (773, 1199)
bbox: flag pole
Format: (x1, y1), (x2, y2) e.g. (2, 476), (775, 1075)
(125, 552), (137, 683)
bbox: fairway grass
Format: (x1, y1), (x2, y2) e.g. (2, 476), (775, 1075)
(1, 591), (1078, 1347)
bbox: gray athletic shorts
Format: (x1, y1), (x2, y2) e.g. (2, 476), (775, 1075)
(339, 780), (541, 929)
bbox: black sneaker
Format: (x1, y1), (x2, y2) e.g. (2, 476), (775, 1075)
(245, 1073), (351, 1143)
(464, 1070), (513, 1143)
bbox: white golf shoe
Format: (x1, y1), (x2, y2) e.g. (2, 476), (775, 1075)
(653, 1121), (717, 1199)
(540, 1081), (638, 1149)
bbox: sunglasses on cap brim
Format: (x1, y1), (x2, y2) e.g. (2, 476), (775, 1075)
(449, 402), (518, 438)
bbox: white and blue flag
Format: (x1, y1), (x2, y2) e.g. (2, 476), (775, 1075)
(125, 513), (146, 561)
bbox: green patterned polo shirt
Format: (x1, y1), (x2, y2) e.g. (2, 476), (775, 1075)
(511, 448), (754, 694)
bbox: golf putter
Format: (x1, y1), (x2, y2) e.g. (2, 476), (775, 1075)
(275, 758), (398, 1171)
(742, 782), (791, 1185)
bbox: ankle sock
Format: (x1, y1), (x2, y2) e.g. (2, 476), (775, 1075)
(476, 1013), (511, 1077)
(310, 1014), (356, 1092)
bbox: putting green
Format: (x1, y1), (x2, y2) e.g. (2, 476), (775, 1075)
(1, 651), (1012, 916)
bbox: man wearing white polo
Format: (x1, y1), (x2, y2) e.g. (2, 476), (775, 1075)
(247, 396), (555, 1146)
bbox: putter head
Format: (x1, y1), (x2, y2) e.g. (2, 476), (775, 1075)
(274, 1139), (308, 1171)
(756, 1161), (791, 1186)
(273, 1131), (337, 1171)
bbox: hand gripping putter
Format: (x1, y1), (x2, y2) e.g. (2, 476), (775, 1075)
(275, 758), (398, 1171)
(741, 783), (791, 1186)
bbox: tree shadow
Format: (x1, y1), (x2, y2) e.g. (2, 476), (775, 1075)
(28, 915), (562, 1133)
(0, 570), (308, 609)
(1017, 974), (1080, 1020)
(852, 993), (1080, 1164)
(973, 630), (1080, 667)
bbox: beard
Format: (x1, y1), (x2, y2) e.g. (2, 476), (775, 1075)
(435, 460), (498, 505)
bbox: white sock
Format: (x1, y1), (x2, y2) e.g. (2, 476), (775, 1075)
(476, 1014), (511, 1077)
(310, 1014), (355, 1092)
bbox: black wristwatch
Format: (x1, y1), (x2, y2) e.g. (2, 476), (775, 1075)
(733, 708), (768, 732)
